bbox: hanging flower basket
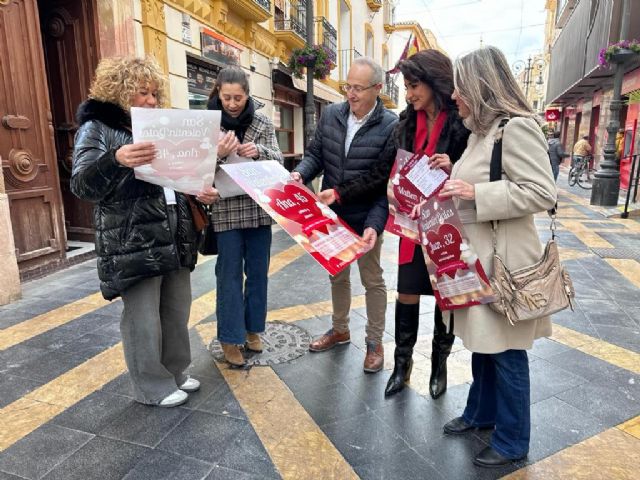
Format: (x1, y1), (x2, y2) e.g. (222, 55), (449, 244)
(288, 45), (334, 80)
(598, 39), (640, 68)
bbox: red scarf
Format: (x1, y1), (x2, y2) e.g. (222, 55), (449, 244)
(399, 110), (448, 265)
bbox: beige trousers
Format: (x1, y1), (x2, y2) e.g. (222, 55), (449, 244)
(329, 234), (387, 343)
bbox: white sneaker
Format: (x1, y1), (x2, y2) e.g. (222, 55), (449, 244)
(179, 376), (201, 393)
(158, 389), (188, 407)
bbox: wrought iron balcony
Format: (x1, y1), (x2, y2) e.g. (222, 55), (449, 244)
(367, 0), (383, 12)
(314, 17), (337, 64)
(274, 0), (307, 49)
(339, 48), (362, 83)
(228, 0), (272, 23)
(381, 72), (399, 108)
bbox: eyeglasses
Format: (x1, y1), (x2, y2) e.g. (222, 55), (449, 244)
(341, 83), (379, 94)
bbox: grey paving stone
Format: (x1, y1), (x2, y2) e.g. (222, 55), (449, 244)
(552, 309), (599, 337)
(322, 410), (409, 465)
(0, 373), (44, 409)
(352, 446), (445, 480)
(342, 370), (420, 411)
(373, 393), (452, 447)
(412, 433), (495, 480)
(293, 315), (332, 336)
(0, 424), (93, 480)
(272, 353), (337, 393)
(99, 402), (190, 447)
(191, 379), (247, 420)
(529, 358), (587, 404)
(6, 349), (89, 383)
(591, 324), (640, 352)
(51, 391), (134, 433)
(122, 449), (213, 480)
(432, 382), (472, 418)
(528, 396), (606, 462)
(579, 299), (636, 328)
(291, 381), (370, 427)
(0, 471), (23, 479)
(266, 259), (331, 311)
(528, 338), (571, 360)
(56, 332), (120, 358)
(555, 369), (640, 426)
(19, 314), (116, 352)
(41, 436), (149, 480)
(545, 348), (623, 381)
(0, 344), (49, 376)
(157, 411), (278, 477)
(204, 465), (279, 480)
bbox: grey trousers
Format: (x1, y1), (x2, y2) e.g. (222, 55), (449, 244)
(120, 267), (192, 404)
(330, 234), (387, 343)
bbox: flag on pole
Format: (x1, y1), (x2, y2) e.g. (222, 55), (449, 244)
(387, 34), (420, 74)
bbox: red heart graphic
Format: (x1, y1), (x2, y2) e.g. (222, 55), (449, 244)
(425, 223), (462, 271)
(392, 176), (424, 214)
(264, 183), (331, 235)
(152, 138), (211, 179)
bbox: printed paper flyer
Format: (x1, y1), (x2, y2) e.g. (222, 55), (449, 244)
(131, 108), (221, 195)
(220, 161), (368, 275)
(386, 149), (448, 243)
(416, 196), (496, 311)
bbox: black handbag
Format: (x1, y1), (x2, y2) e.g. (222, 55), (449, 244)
(198, 209), (218, 256)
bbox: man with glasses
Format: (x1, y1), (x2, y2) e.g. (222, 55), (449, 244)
(292, 57), (397, 373)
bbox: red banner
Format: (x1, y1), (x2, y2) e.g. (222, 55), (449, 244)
(545, 109), (561, 122)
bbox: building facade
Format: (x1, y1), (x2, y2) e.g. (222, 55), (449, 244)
(545, 0), (640, 193)
(0, 0), (408, 303)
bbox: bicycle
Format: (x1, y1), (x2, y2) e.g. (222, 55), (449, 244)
(568, 154), (594, 189)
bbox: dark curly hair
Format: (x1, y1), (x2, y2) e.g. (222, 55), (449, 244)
(399, 49), (456, 112)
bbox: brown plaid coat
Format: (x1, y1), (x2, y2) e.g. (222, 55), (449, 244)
(210, 103), (283, 232)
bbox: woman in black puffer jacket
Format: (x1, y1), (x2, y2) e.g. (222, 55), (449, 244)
(72, 56), (216, 408)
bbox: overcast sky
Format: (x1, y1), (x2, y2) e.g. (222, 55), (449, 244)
(393, 0), (548, 69)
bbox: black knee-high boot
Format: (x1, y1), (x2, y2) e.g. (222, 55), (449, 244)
(429, 307), (454, 399)
(385, 301), (420, 397)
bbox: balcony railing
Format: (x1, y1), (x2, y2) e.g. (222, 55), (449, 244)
(382, 72), (399, 107)
(274, 17), (306, 40)
(339, 48), (362, 82)
(255, 0), (271, 11)
(314, 17), (337, 64)
(274, 0), (307, 41)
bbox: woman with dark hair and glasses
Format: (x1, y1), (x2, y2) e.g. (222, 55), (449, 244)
(206, 66), (283, 367)
(319, 50), (470, 398)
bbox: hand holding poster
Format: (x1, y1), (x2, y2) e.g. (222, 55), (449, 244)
(415, 196), (495, 310)
(386, 149), (448, 243)
(131, 108), (221, 195)
(220, 161), (368, 275)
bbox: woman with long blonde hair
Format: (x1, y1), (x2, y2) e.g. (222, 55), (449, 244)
(72, 56), (217, 407)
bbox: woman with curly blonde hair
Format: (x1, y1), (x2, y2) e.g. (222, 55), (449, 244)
(72, 56), (217, 408)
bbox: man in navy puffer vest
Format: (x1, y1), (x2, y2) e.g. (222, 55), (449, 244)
(293, 57), (398, 373)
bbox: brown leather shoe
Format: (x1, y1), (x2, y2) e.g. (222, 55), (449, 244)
(245, 333), (263, 353)
(364, 341), (384, 373)
(309, 329), (350, 352)
(221, 343), (246, 367)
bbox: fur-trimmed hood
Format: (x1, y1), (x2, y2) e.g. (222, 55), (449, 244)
(76, 99), (131, 132)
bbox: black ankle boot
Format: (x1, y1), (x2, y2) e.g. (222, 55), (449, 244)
(385, 301), (419, 397)
(429, 307), (454, 399)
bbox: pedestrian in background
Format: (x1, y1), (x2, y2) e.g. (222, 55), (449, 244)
(292, 57), (397, 373)
(72, 56), (217, 407)
(206, 66), (283, 368)
(440, 46), (557, 467)
(548, 130), (570, 181)
(318, 50), (470, 398)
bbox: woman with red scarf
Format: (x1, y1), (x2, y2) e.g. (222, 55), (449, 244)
(324, 50), (469, 398)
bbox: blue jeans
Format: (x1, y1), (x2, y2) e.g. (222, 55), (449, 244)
(462, 350), (530, 459)
(215, 226), (272, 344)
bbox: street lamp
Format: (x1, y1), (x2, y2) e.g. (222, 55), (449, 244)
(512, 56), (546, 97)
(304, 0), (316, 147)
(591, 0), (631, 206)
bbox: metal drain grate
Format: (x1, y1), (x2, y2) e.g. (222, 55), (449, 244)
(590, 247), (640, 261)
(209, 321), (311, 366)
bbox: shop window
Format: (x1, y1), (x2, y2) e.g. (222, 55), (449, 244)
(187, 60), (219, 110)
(274, 104), (294, 154)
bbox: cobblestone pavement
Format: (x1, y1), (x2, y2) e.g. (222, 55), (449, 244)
(0, 176), (639, 479)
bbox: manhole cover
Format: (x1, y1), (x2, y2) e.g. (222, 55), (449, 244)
(590, 247), (640, 260)
(208, 321), (311, 366)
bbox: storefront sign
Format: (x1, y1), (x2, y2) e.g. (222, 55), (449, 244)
(187, 62), (217, 94)
(181, 13), (192, 45)
(201, 28), (241, 65)
(545, 109), (561, 121)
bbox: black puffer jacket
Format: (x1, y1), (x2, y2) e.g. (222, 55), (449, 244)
(71, 99), (199, 300)
(335, 106), (470, 204)
(295, 99), (398, 235)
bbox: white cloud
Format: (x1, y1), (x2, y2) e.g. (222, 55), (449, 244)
(393, 0), (547, 68)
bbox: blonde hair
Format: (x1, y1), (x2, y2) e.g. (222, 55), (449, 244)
(89, 56), (168, 111)
(454, 46), (535, 136)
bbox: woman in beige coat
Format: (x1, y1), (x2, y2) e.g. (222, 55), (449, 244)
(437, 46), (557, 468)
